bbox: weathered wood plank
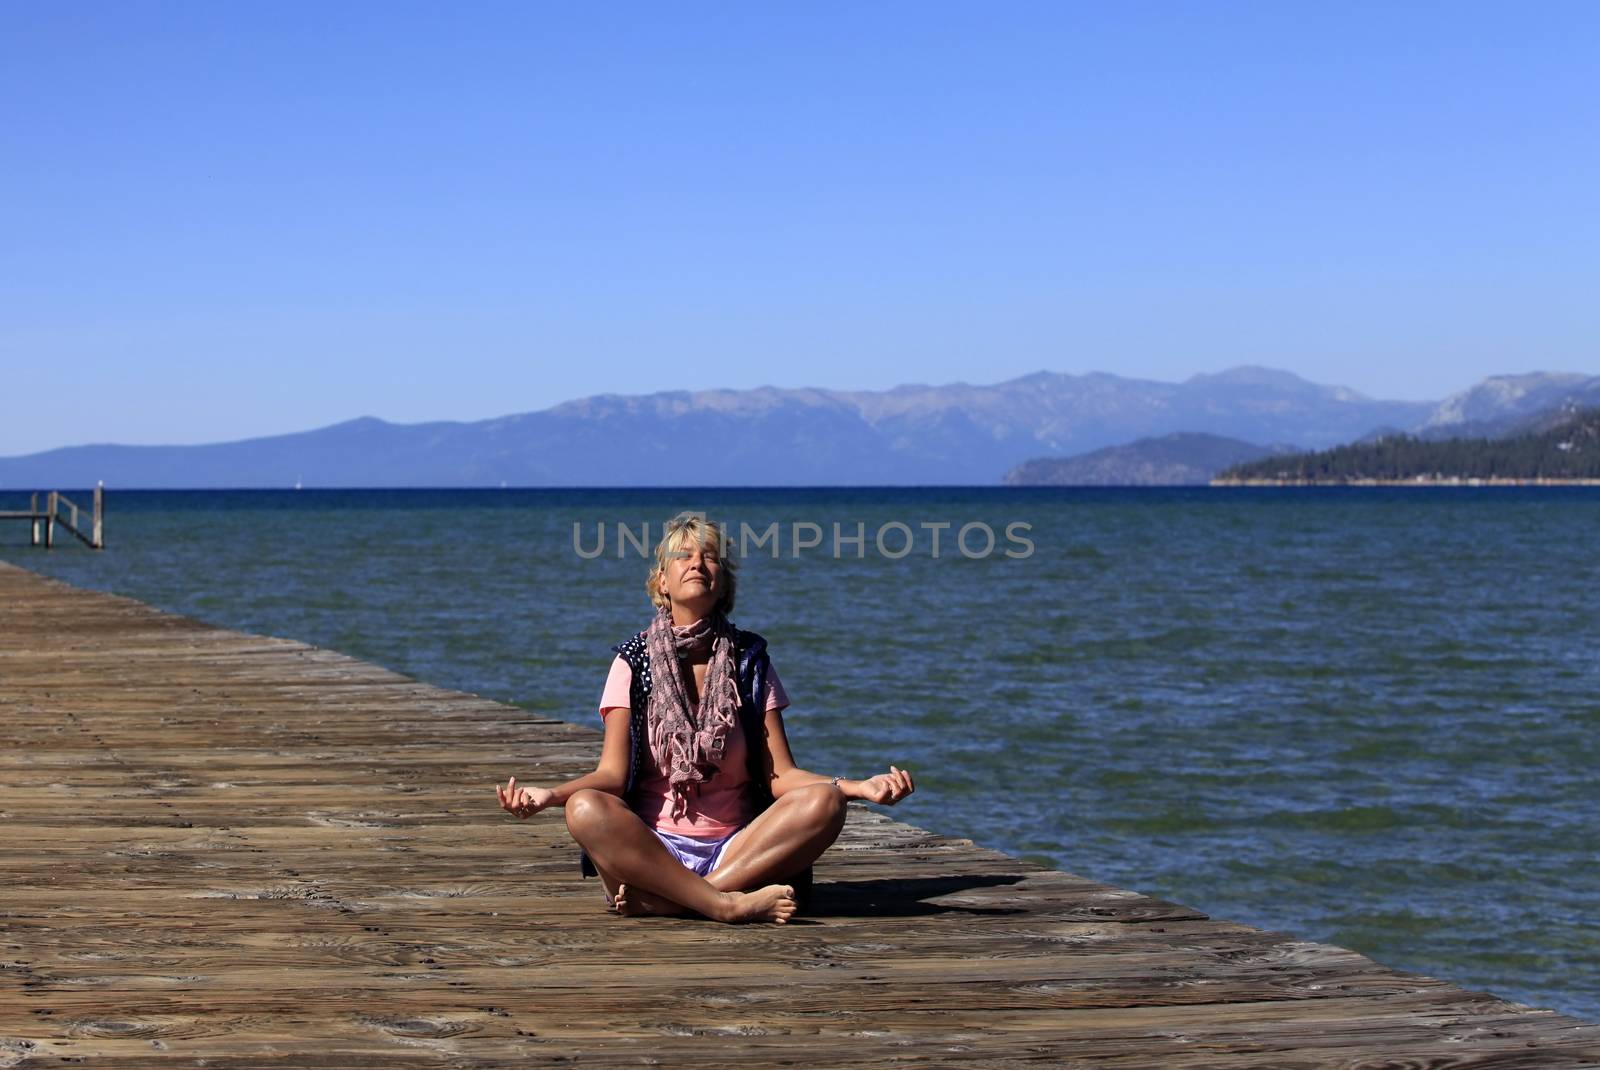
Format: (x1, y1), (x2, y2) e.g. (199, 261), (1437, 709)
(1, 559), (1596, 1067)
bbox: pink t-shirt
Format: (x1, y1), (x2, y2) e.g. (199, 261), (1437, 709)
(598, 655), (790, 838)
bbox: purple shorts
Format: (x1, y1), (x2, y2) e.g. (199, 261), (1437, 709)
(653, 826), (743, 877)
(600, 825), (749, 907)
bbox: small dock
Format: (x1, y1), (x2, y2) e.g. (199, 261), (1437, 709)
(0, 486), (104, 549)
(2, 560), (1596, 1067)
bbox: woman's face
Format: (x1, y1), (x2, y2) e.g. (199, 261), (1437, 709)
(659, 533), (723, 616)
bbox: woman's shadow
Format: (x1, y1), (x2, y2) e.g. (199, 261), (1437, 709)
(800, 873), (1030, 919)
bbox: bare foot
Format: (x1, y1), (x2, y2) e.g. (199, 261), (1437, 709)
(721, 884), (797, 924)
(612, 883), (686, 918)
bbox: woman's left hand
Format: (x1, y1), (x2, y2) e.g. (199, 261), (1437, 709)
(850, 765), (915, 806)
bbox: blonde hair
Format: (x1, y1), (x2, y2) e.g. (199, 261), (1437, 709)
(648, 512), (737, 616)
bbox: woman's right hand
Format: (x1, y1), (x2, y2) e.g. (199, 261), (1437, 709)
(496, 776), (555, 819)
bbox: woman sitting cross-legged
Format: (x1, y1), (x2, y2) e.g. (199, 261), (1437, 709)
(496, 511), (913, 924)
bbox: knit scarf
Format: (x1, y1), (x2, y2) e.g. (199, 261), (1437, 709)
(644, 606), (742, 820)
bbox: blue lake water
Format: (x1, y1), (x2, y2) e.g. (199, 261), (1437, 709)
(3, 486), (1596, 1021)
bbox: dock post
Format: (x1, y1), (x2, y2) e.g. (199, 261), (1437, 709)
(30, 493), (40, 546)
(93, 482), (104, 549)
(45, 491), (56, 549)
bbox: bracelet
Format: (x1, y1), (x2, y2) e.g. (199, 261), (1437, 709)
(830, 775), (845, 788)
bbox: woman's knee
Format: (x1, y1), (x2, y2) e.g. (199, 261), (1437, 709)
(564, 788), (615, 839)
(793, 782), (847, 829)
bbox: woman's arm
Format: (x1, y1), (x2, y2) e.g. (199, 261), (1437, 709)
(759, 708), (914, 805)
(497, 708), (632, 818)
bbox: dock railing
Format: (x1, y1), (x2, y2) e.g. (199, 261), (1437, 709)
(0, 482), (104, 549)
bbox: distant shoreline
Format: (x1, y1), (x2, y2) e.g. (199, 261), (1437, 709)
(1212, 477), (1600, 487)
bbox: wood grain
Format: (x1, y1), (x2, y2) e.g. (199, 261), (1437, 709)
(2, 559), (1596, 1067)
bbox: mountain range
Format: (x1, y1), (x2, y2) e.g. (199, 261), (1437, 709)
(1, 367), (1596, 488)
(1415, 372), (1600, 439)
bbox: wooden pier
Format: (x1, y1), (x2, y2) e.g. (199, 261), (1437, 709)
(0, 485), (103, 549)
(2, 560), (1596, 1068)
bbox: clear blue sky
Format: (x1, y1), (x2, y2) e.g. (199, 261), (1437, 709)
(3, 2), (1596, 453)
